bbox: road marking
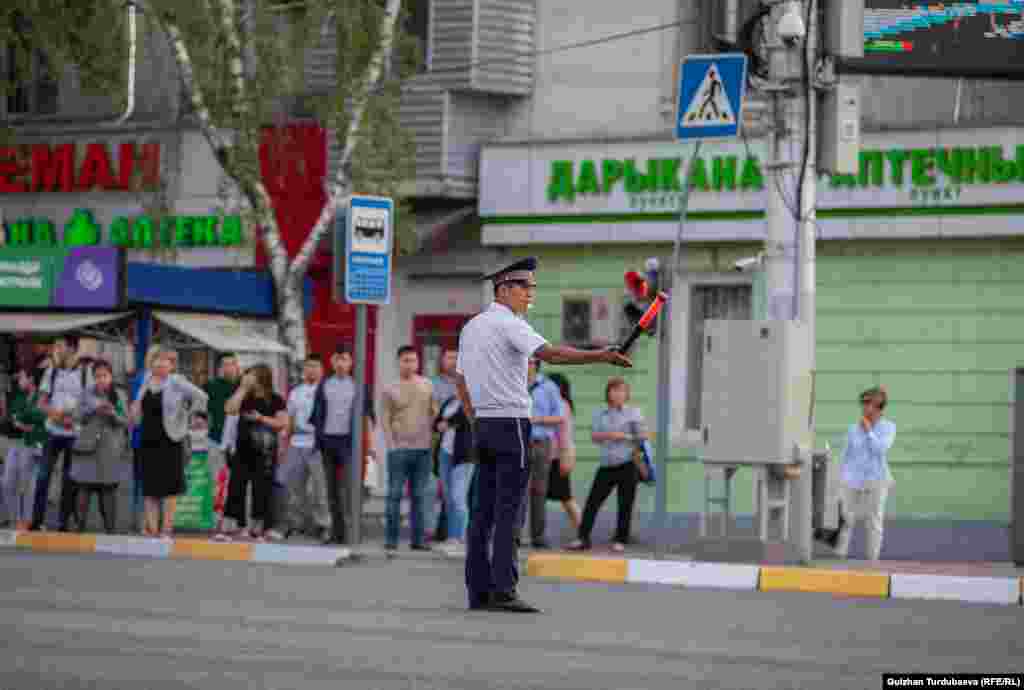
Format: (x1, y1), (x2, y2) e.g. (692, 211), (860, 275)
(759, 566), (890, 598)
(95, 535), (172, 559)
(890, 573), (1019, 605)
(171, 538), (252, 562)
(627, 560), (759, 591)
(250, 544), (350, 566)
(526, 554), (627, 584)
(17, 532), (97, 554)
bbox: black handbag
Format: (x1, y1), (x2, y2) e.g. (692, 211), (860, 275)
(0, 418), (23, 440)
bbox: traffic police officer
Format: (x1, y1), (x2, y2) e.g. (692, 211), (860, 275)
(455, 257), (632, 612)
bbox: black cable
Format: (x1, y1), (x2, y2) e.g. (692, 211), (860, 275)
(410, 20), (686, 78)
(797, 0), (813, 229)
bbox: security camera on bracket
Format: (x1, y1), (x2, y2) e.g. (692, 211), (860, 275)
(733, 253), (765, 273)
(776, 2), (807, 45)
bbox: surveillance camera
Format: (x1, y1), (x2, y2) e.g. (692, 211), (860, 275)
(733, 255), (763, 272)
(777, 4), (806, 44)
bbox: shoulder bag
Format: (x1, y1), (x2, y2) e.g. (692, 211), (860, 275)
(72, 416), (103, 455)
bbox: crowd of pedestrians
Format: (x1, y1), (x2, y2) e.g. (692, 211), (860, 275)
(0, 331), (896, 564)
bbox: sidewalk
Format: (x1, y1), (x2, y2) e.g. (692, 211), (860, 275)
(3, 499), (1022, 608)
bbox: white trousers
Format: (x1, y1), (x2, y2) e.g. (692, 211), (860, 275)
(835, 482), (890, 562)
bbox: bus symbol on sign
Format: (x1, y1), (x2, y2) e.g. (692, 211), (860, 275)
(355, 216), (385, 243)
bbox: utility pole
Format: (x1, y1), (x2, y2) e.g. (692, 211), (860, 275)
(763, 0), (818, 563)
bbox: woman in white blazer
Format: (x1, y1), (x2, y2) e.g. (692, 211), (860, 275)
(131, 349), (208, 538)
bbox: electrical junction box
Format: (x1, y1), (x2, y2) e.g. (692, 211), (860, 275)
(818, 80), (861, 176)
(699, 320), (815, 465)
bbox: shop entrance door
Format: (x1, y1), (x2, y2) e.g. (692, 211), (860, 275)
(413, 314), (473, 379)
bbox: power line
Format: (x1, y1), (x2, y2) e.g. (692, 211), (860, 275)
(405, 20), (685, 78)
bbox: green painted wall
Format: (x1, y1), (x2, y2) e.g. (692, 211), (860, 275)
(509, 238), (1024, 523)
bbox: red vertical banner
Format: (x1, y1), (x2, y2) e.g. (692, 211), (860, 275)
(257, 123), (329, 263)
(257, 122), (372, 376)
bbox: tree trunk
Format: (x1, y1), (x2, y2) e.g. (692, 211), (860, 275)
(277, 274), (308, 384)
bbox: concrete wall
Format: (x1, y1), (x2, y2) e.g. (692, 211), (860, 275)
(27, 14), (182, 124)
(500, 1), (1024, 145)
(505, 0), (684, 141)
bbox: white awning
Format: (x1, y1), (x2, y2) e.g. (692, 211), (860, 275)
(0, 311), (133, 334)
(153, 311), (290, 355)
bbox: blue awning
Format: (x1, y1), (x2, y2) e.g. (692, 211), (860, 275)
(126, 263), (314, 317)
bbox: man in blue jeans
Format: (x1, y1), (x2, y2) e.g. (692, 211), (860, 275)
(380, 346), (437, 552)
(32, 335), (92, 532)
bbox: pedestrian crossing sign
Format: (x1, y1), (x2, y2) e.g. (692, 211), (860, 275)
(675, 54), (747, 141)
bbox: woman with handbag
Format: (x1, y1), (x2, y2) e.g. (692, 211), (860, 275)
(433, 392), (475, 554)
(566, 377), (648, 554)
(131, 349), (209, 539)
(218, 364), (288, 542)
(545, 373), (581, 534)
(70, 360), (130, 534)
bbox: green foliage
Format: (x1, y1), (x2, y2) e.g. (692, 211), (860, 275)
(0, 1), (128, 98)
(4, 0), (418, 253)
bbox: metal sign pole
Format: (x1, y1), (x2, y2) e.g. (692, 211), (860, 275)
(654, 141), (702, 558)
(347, 303), (368, 547)
(338, 194), (393, 549)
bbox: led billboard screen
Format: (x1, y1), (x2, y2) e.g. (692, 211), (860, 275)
(842, 1), (1024, 79)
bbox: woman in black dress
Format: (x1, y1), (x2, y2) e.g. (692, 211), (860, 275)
(131, 349), (208, 538)
(220, 363), (288, 541)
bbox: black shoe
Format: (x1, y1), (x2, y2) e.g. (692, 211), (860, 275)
(410, 543), (432, 552)
(532, 540), (551, 550)
(489, 592), (541, 613)
(469, 593), (492, 611)
(815, 528), (840, 549)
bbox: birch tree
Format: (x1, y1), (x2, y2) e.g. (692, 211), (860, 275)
(154, 0), (416, 377)
(4, 0), (417, 376)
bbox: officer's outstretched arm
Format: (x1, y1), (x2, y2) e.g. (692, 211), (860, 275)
(533, 345), (632, 368)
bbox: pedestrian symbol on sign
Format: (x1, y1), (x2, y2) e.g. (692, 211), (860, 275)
(681, 64), (736, 127)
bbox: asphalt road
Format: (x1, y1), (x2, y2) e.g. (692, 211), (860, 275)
(0, 551), (1021, 690)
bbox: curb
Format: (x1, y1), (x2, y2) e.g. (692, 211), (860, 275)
(0, 530), (351, 568)
(525, 554), (1024, 607)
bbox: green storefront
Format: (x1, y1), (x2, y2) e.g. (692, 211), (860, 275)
(478, 126), (1024, 523)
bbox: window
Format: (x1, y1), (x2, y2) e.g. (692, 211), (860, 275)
(405, 0), (431, 71)
(686, 284), (752, 430)
(4, 16), (59, 117)
(560, 293), (620, 349)
(561, 298), (590, 347)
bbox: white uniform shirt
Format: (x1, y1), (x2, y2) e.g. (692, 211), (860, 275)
(288, 383), (317, 450)
(457, 302), (548, 419)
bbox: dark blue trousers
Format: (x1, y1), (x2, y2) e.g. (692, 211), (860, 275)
(31, 436), (76, 530)
(465, 417), (531, 608)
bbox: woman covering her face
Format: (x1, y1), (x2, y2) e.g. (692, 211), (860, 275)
(216, 364), (289, 542)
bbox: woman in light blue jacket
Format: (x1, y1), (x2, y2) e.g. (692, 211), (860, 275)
(130, 349), (208, 538)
